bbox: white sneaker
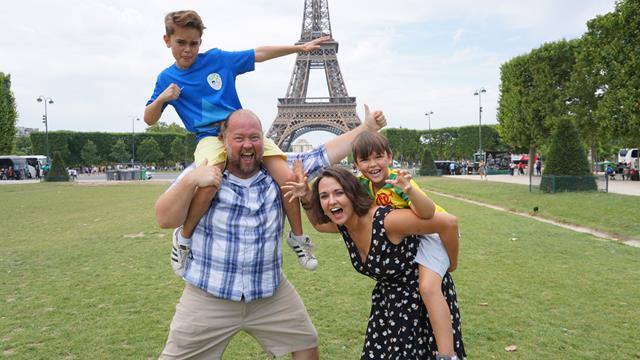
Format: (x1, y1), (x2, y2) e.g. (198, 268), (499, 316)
(171, 227), (190, 278)
(287, 232), (318, 271)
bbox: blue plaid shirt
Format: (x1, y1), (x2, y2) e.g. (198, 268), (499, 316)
(173, 145), (329, 302)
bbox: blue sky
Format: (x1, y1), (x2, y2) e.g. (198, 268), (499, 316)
(1, 0), (617, 146)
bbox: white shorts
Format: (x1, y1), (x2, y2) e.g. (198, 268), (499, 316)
(415, 233), (450, 277)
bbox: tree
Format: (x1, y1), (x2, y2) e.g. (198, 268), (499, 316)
(497, 54), (535, 153)
(0, 72), (18, 154)
(568, 36), (607, 167)
(169, 137), (186, 164)
(136, 138), (164, 164)
(109, 139), (130, 163)
(419, 148), (438, 176)
(540, 118), (596, 192)
(80, 140), (100, 165)
(382, 128), (423, 164)
(582, 0), (640, 151)
(146, 121), (187, 134)
(498, 40), (578, 174)
(45, 151), (69, 182)
(13, 135), (32, 155)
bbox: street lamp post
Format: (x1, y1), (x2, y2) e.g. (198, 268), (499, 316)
(424, 110), (434, 153)
(130, 116), (140, 165)
(36, 96), (54, 164)
(473, 87), (486, 163)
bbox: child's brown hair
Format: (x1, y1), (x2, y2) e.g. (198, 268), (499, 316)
(352, 131), (392, 162)
(164, 10), (206, 36)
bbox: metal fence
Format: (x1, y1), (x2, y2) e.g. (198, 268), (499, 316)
(529, 174), (609, 193)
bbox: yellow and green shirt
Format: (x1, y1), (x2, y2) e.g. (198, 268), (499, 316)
(358, 168), (447, 213)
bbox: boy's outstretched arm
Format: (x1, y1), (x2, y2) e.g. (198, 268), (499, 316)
(386, 170), (436, 219)
(254, 36), (329, 62)
(324, 104), (386, 164)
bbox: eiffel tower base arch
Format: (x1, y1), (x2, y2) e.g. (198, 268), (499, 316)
(267, 100), (360, 151)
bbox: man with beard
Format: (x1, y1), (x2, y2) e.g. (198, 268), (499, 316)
(155, 108), (385, 359)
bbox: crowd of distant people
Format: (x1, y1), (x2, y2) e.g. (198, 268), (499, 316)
(0, 163), (48, 180)
(607, 162), (639, 181)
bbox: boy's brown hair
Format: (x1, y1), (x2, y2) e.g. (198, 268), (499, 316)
(352, 131), (392, 163)
(164, 10), (206, 36)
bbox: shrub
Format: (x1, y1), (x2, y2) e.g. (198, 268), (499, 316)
(540, 119), (596, 192)
(45, 151), (70, 182)
(419, 148), (438, 176)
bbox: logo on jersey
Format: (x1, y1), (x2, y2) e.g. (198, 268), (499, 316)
(207, 73), (222, 91)
(375, 191), (393, 206)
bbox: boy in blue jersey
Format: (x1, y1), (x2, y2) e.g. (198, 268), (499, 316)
(145, 10), (327, 271)
(352, 131), (461, 360)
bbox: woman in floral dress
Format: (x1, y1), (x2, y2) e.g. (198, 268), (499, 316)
(287, 166), (465, 360)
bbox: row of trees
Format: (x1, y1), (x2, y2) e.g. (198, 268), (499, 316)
(381, 124), (516, 164)
(497, 0), (639, 170)
(21, 129), (197, 168)
(9, 116), (602, 170)
(17, 123), (506, 168)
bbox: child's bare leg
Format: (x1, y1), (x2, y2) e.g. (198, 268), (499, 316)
(419, 265), (454, 356)
(433, 213), (459, 272)
(180, 162), (223, 238)
(264, 156), (317, 270)
(264, 156), (303, 236)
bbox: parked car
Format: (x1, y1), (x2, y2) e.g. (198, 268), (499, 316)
(434, 161), (462, 175)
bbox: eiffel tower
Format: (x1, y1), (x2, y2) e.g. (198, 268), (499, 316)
(266, 0), (360, 151)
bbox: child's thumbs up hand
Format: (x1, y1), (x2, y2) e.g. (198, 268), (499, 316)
(363, 104), (386, 132)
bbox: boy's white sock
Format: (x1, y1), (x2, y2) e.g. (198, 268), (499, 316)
(177, 229), (191, 247)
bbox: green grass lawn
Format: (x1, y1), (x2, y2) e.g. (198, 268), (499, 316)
(416, 176), (640, 239)
(1, 182), (639, 359)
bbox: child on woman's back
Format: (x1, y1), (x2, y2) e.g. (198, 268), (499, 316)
(352, 131), (460, 360)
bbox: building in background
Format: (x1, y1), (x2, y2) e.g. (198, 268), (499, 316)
(16, 126), (39, 137)
(290, 139), (314, 153)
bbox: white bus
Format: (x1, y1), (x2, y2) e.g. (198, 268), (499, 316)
(22, 155), (48, 167)
(21, 155), (49, 177)
(618, 148), (638, 167)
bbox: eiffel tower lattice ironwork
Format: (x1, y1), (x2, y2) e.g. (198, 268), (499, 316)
(266, 0), (360, 151)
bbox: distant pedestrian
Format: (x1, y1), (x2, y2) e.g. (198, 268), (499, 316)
(449, 162), (456, 176)
(606, 164), (615, 180)
(535, 159), (541, 176)
(479, 160), (487, 180)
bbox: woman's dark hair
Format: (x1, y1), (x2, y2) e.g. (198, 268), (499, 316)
(352, 131), (392, 163)
(309, 167), (372, 224)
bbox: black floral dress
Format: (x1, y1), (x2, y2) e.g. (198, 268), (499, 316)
(337, 206), (466, 360)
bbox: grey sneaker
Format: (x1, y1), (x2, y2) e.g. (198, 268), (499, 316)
(171, 227), (190, 278)
(287, 232), (318, 271)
